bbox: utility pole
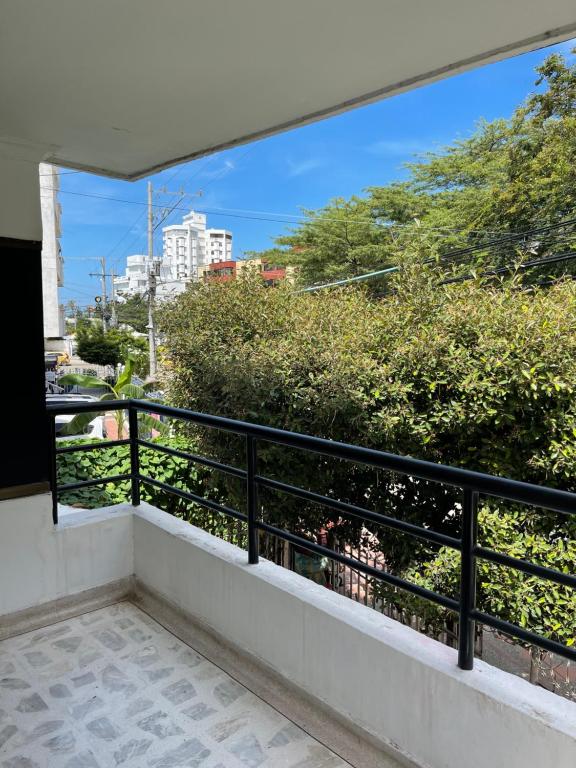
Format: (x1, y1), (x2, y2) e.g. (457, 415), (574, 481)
(144, 181), (199, 379)
(147, 181), (158, 379)
(89, 256), (109, 331)
(110, 268), (118, 328)
(100, 256), (108, 331)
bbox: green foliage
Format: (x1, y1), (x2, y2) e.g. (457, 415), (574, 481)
(59, 356), (166, 439)
(396, 504), (576, 647)
(116, 295), (149, 333)
(75, 322), (149, 373)
(57, 435), (244, 543)
(76, 323), (123, 367)
(252, 48), (576, 286)
(158, 272), (576, 576)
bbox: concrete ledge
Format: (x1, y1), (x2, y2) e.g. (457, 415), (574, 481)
(0, 495), (134, 616)
(133, 502), (576, 768)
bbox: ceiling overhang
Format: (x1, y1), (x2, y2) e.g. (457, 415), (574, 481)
(2, 0), (576, 180)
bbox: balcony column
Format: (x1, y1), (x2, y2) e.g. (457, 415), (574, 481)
(0, 141), (49, 497)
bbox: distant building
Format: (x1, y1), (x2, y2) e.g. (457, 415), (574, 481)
(198, 257), (294, 285)
(114, 210), (233, 298)
(163, 211), (232, 282)
(39, 163), (65, 344)
(113, 255), (150, 296)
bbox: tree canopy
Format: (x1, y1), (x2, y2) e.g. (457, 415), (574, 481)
(76, 321), (148, 373)
(253, 49), (576, 287)
(116, 295), (149, 334)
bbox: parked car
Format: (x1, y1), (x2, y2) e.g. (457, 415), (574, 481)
(46, 394), (107, 441)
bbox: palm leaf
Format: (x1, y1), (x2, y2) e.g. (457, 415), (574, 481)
(117, 383), (146, 399)
(58, 411), (99, 436)
(115, 357), (135, 392)
(137, 413), (170, 437)
(58, 373), (111, 390)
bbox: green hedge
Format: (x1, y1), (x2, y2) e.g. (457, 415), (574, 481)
(56, 437), (246, 544)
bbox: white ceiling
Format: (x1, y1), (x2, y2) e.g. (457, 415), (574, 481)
(1, 0), (576, 179)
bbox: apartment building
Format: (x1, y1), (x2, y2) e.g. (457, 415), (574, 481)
(115, 210), (233, 298)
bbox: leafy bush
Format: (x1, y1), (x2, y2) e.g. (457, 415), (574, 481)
(56, 436), (244, 542)
(158, 271), (576, 576)
(393, 503), (576, 649)
(57, 437), (194, 510)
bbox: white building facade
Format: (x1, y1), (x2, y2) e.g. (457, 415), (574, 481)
(162, 211), (232, 283)
(39, 163), (65, 341)
(114, 210), (232, 299)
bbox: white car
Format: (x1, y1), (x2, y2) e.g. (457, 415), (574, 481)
(46, 394), (107, 441)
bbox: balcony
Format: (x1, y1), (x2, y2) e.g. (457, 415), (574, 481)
(4, 3), (576, 766)
(1, 399), (575, 768)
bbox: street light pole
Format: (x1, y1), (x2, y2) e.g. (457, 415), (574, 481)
(147, 181), (158, 379)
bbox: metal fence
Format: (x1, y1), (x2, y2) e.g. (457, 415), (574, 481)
(46, 398), (576, 671)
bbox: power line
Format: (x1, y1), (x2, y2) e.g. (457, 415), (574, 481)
(43, 183), (555, 235)
(39, 169), (82, 176)
(298, 247), (576, 294)
(439, 249), (576, 285)
(437, 216), (576, 261)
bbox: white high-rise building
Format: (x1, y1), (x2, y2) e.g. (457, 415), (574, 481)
(162, 211), (232, 283)
(39, 163), (65, 343)
(113, 255), (150, 296)
(114, 210), (232, 299)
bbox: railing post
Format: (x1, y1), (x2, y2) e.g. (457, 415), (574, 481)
(48, 412), (58, 525)
(458, 488), (479, 670)
(246, 434), (259, 564)
(128, 404), (140, 507)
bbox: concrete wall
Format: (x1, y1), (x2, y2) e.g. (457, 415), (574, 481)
(0, 495), (133, 616)
(133, 503), (576, 768)
(0, 141), (44, 241)
(39, 163), (64, 339)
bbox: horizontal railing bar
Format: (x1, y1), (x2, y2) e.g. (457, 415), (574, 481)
(256, 520), (459, 611)
(256, 474), (461, 550)
(56, 439), (131, 454)
(131, 400), (576, 516)
(471, 610), (576, 662)
(137, 439), (247, 480)
(475, 546), (576, 589)
(138, 474), (247, 522)
(58, 473), (132, 492)
(47, 399), (129, 414)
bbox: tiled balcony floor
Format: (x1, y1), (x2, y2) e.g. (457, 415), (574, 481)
(0, 603), (349, 768)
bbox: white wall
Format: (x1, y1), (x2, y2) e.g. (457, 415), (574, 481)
(39, 163), (64, 338)
(133, 504), (576, 768)
(0, 495), (133, 616)
(0, 141), (44, 241)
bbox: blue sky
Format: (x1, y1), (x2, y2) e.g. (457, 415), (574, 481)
(60, 39), (575, 308)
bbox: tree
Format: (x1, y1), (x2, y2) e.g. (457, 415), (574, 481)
(116, 295), (149, 333)
(253, 48), (576, 287)
(76, 323), (123, 367)
(59, 356), (165, 439)
(76, 321), (149, 375)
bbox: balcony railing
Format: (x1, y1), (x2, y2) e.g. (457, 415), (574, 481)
(46, 398), (576, 671)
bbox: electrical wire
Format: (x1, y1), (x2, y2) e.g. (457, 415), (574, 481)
(43, 182), (573, 237)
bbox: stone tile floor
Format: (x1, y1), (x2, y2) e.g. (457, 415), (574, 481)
(0, 602), (350, 767)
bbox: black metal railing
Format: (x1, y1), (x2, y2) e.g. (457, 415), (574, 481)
(46, 398), (576, 671)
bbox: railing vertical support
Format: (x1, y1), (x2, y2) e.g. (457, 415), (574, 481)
(458, 488), (479, 670)
(128, 404), (140, 507)
(246, 435), (259, 564)
(48, 412), (58, 525)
